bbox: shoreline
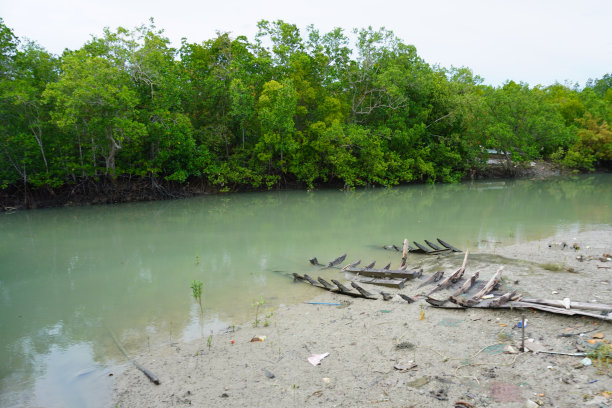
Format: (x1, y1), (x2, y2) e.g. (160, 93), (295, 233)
(113, 227), (612, 407)
(0, 161), (570, 212)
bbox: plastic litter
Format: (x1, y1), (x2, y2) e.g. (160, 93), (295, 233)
(517, 319), (528, 328)
(581, 357), (592, 366)
(250, 335), (266, 342)
(308, 352), (329, 366)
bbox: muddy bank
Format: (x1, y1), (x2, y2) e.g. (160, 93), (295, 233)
(113, 228), (612, 408)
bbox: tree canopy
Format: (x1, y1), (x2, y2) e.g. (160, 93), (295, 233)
(1, 18), (610, 200)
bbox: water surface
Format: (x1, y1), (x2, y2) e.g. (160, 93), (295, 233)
(1, 174), (611, 407)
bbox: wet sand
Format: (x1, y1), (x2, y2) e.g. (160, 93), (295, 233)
(114, 228), (612, 407)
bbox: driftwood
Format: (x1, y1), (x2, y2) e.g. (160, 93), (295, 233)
(108, 328), (160, 385)
(417, 271), (444, 288)
(383, 263), (391, 270)
(294, 273), (376, 299)
(427, 250), (469, 296)
(489, 290), (519, 307)
(364, 261), (376, 269)
(413, 241), (432, 253)
(303, 274), (320, 286)
(309, 257), (323, 266)
(344, 267), (421, 279)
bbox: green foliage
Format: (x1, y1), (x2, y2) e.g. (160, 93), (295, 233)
(190, 280), (203, 315)
(1, 18), (611, 197)
(252, 296), (265, 327)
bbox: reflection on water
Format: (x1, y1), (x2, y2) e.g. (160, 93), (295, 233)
(0, 174), (611, 407)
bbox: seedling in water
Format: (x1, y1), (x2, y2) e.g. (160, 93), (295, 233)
(190, 280), (204, 315)
(207, 330), (213, 350)
(253, 296), (265, 327)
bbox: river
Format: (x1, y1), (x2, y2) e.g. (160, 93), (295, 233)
(1, 174), (611, 407)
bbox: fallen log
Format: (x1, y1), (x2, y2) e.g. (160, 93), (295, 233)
(353, 276), (406, 289)
(437, 238), (462, 252)
(344, 267), (421, 279)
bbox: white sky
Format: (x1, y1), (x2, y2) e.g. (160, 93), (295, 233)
(3, 0), (611, 87)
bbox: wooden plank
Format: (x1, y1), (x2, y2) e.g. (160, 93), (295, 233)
(344, 267), (420, 279)
(331, 279), (354, 293)
(401, 238), (409, 267)
(425, 239), (443, 251)
(353, 277), (406, 289)
(327, 254), (346, 267)
(470, 266), (503, 301)
(317, 277), (336, 290)
(519, 298), (612, 313)
(413, 241), (432, 253)
(341, 259), (361, 271)
(437, 238), (462, 252)
(364, 261), (376, 269)
(427, 250), (469, 296)
(350, 282), (377, 299)
(417, 271), (444, 288)
(451, 271), (479, 297)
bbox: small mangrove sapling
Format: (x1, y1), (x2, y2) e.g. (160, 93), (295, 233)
(190, 280), (204, 316)
(253, 296), (265, 327)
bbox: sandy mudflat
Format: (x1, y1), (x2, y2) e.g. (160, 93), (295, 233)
(114, 228), (612, 408)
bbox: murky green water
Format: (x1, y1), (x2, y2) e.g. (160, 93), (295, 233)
(1, 174), (611, 407)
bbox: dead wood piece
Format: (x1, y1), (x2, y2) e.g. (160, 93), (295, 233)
(470, 266), (503, 301)
(491, 301), (612, 321)
(303, 274), (321, 286)
(293, 273), (305, 281)
(401, 238), (409, 267)
(451, 271), (479, 297)
(417, 271), (444, 289)
(424, 239), (443, 251)
(331, 279), (354, 293)
(327, 254), (347, 267)
(342, 259), (361, 271)
(317, 277), (336, 291)
(381, 292), (394, 301)
(364, 261), (376, 269)
(398, 293), (417, 303)
(490, 290), (518, 307)
(109, 328), (160, 385)
(383, 263), (391, 270)
(436, 238), (462, 252)
(351, 282), (377, 299)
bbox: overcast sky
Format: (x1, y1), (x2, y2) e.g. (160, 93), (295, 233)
(3, 0), (611, 87)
